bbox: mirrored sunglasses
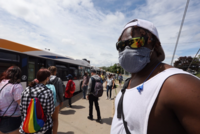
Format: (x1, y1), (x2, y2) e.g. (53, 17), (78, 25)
(116, 37), (146, 51)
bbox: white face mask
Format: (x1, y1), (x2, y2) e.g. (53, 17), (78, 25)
(118, 47), (154, 73)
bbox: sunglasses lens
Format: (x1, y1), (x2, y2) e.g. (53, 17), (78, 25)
(116, 42), (119, 50)
(130, 37), (145, 48)
(116, 42), (124, 51)
(116, 37), (145, 51)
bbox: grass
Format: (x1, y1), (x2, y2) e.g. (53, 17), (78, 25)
(195, 72), (200, 78)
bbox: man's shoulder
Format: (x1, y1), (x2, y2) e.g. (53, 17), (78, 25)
(160, 73), (200, 106)
(153, 72), (200, 133)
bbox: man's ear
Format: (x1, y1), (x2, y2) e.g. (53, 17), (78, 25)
(154, 42), (165, 61)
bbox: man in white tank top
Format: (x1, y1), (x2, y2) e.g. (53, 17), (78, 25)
(111, 19), (200, 134)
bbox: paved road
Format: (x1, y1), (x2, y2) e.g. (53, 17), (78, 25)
(58, 84), (121, 134)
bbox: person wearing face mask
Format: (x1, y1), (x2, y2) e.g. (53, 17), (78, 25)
(111, 19), (200, 134)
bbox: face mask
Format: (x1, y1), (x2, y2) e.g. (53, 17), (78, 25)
(118, 47), (154, 73)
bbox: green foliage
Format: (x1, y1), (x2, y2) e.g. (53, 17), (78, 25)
(100, 64), (124, 74)
(174, 56), (199, 71)
(195, 72), (200, 78)
(198, 54), (200, 60)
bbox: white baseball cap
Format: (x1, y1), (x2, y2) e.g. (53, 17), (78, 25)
(122, 19), (160, 43)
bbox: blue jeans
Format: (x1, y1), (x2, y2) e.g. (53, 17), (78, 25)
(83, 85), (88, 99)
(107, 85), (112, 98)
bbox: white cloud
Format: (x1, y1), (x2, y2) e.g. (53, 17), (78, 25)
(62, 39), (76, 45)
(0, 0), (199, 67)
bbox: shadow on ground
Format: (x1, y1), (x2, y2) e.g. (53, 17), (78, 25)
(60, 110), (76, 115)
(57, 131), (74, 134)
(71, 105), (85, 109)
(102, 117), (113, 125)
(61, 91), (83, 109)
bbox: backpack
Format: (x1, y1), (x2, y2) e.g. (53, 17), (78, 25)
(46, 84), (56, 105)
(22, 89), (47, 133)
(91, 77), (103, 97)
(49, 77), (65, 102)
(65, 80), (76, 98)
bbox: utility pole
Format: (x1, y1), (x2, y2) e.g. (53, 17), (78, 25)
(187, 48), (200, 71)
(171, 0), (190, 65)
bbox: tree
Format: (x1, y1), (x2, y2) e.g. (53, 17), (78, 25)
(99, 64), (124, 74)
(174, 56), (199, 71)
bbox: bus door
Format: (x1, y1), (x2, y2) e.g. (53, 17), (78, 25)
(20, 54), (28, 89)
(27, 57), (46, 85)
(28, 58), (36, 84)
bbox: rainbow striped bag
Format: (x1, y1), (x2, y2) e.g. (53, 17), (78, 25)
(22, 98), (46, 133)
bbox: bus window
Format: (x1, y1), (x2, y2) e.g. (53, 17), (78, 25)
(78, 66), (85, 79)
(28, 61), (35, 84)
(46, 60), (54, 68)
(86, 68), (91, 77)
(56, 65), (69, 81)
(37, 59), (46, 70)
(69, 65), (78, 80)
(0, 51), (20, 62)
(0, 62), (18, 75)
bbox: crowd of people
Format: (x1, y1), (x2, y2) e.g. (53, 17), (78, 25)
(0, 66), (66, 134)
(1, 18), (200, 134)
(0, 65), (123, 134)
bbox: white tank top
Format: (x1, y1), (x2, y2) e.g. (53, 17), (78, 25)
(111, 68), (198, 134)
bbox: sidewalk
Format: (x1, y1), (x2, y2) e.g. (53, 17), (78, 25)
(58, 84), (122, 134)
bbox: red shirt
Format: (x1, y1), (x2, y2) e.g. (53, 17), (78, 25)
(65, 80), (75, 98)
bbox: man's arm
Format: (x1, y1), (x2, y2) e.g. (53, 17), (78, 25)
(162, 74), (200, 133)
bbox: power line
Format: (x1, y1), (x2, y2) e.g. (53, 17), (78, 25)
(171, 0), (190, 65)
(187, 48), (200, 71)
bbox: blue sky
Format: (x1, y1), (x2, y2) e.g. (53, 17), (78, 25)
(0, 0), (200, 67)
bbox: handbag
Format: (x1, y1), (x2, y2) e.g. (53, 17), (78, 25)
(0, 83), (18, 122)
